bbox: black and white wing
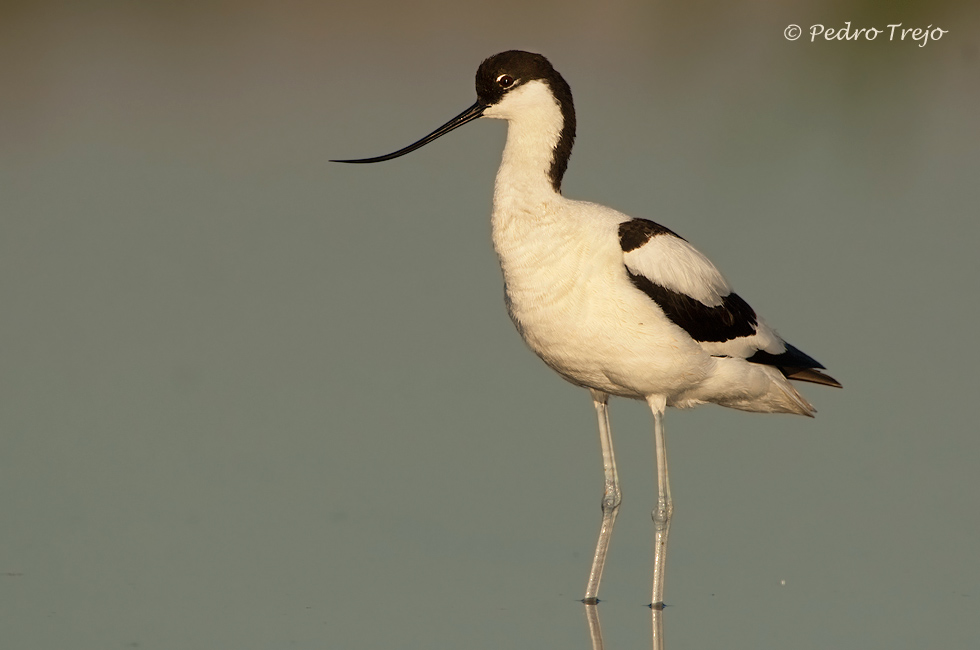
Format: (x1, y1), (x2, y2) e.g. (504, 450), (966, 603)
(618, 219), (840, 387)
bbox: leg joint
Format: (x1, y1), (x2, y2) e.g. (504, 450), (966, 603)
(601, 490), (622, 513)
(651, 498), (672, 524)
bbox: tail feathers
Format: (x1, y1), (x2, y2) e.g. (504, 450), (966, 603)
(773, 378), (817, 417)
(782, 367), (842, 388)
(747, 342), (842, 389)
(700, 362), (817, 416)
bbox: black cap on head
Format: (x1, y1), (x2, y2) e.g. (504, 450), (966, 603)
(475, 51), (558, 104)
(333, 50), (576, 192)
(474, 50), (576, 192)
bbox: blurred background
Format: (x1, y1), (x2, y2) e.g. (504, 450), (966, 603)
(2, 1), (978, 648)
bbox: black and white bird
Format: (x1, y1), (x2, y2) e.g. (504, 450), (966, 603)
(334, 50), (840, 607)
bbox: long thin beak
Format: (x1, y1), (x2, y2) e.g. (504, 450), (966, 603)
(331, 101), (487, 163)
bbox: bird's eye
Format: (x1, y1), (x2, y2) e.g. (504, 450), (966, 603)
(496, 74), (514, 89)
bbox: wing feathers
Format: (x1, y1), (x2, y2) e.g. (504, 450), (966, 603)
(620, 219), (730, 306)
(619, 219), (756, 343)
(747, 344), (842, 387)
(626, 271), (758, 342)
(781, 368), (842, 387)
(618, 218), (839, 388)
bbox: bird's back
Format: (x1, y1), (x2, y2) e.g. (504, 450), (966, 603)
(492, 196), (829, 415)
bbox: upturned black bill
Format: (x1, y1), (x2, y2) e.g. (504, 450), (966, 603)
(331, 101), (487, 164)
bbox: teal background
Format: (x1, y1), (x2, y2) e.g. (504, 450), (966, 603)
(2, 2), (978, 648)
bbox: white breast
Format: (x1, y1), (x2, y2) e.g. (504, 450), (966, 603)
(491, 197), (711, 399)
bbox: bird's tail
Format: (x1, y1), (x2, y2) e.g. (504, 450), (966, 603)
(770, 377), (817, 416)
(704, 361), (818, 416)
(782, 367), (842, 388)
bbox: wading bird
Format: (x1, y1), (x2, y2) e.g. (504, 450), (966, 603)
(333, 50), (840, 607)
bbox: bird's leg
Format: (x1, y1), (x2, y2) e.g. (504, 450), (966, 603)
(583, 389), (621, 604)
(648, 396), (672, 609)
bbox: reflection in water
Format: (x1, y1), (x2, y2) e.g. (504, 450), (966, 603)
(651, 604), (664, 650)
(584, 602), (604, 650)
(583, 602), (665, 650)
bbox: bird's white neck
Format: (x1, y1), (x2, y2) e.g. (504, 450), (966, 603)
(484, 81), (568, 214)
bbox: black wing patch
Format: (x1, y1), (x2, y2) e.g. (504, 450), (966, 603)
(618, 219), (684, 252)
(747, 343), (822, 369)
(626, 270), (758, 343)
(747, 344), (842, 387)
